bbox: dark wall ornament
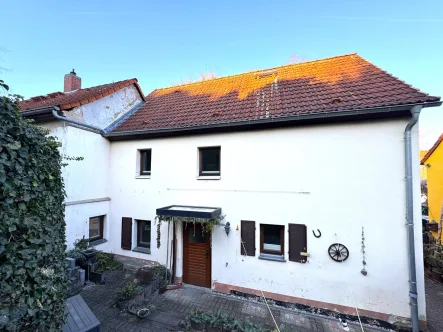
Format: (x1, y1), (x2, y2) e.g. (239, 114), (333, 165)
(312, 229), (322, 238)
(328, 243), (349, 262)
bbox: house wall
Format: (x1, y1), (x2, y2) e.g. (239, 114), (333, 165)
(65, 85), (143, 129)
(426, 145), (443, 240)
(102, 118), (424, 322)
(39, 122), (111, 249)
(34, 85), (143, 248)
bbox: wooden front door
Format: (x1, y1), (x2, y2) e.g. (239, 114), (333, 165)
(183, 222), (211, 288)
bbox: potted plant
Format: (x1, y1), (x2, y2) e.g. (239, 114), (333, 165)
(207, 313), (226, 332)
(116, 282), (138, 309)
(189, 310), (208, 331)
(159, 280), (168, 294)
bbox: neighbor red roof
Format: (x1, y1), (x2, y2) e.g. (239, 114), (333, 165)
(20, 78), (145, 112)
(112, 54), (440, 133)
(421, 134), (443, 164)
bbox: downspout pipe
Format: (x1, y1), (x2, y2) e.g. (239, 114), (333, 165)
(51, 109), (105, 134)
(404, 105), (422, 332)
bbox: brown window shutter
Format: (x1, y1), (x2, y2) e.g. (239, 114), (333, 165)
(288, 223), (307, 263)
(240, 220), (255, 256)
(121, 217), (132, 250)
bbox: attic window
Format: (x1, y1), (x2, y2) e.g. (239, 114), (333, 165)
(256, 69), (277, 79)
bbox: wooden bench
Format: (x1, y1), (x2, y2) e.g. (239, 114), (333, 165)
(64, 295), (100, 332)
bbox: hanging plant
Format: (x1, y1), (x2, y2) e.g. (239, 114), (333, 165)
(154, 215), (226, 248)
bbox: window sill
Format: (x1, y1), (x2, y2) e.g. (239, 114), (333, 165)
(197, 176), (221, 180)
(132, 247), (151, 254)
(258, 253), (286, 262)
(89, 238), (107, 247)
(135, 175), (151, 179)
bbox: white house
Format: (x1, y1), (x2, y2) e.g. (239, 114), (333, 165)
(20, 70), (145, 248)
(20, 55), (441, 330)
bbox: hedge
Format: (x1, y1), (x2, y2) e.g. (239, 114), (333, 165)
(0, 93), (67, 331)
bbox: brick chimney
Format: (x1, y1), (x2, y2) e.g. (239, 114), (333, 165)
(64, 69), (81, 92)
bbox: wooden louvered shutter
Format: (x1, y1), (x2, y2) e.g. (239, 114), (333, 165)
(121, 217), (132, 250)
(288, 224), (307, 263)
(240, 220), (255, 256)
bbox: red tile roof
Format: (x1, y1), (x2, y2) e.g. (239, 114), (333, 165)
(112, 54), (440, 133)
(19, 78), (145, 112)
(421, 134), (443, 164)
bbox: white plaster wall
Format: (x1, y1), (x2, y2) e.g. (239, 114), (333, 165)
(63, 126), (110, 202)
(103, 119), (423, 320)
(66, 85), (143, 129)
(39, 121), (112, 248)
(65, 201), (110, 248)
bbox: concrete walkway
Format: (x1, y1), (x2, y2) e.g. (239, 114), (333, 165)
(425, 277), (443, 332)
(80, 270), (392, 332)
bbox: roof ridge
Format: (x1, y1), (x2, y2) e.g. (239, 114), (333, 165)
(154, 53), (359, 92)
(76, 78), (137, 93)
(21, 78), (138, 103)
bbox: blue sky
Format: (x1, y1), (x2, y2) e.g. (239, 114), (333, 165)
(1, 0), (442, 148)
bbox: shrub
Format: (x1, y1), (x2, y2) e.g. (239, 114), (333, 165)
(135, 267), (154, 285)
(73, 237), (89, 250)
(94, 252), (122, 273)
(151, 264), (168, 280)
(117, 282), (139, 302)
(0, 92), (67, 330)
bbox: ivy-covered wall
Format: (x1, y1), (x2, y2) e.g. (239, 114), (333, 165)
(0, 94), (67, 331)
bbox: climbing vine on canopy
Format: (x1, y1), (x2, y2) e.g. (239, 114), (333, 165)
(154, 215), (225, 248)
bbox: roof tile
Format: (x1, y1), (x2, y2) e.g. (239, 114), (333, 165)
(19, 78), (144, 112)
(112, 54), (440, 133)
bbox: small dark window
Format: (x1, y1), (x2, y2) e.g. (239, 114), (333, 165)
(139, 149), (151, 175)
(260, 224), (284, 256)
(199, 147), (220, 176)
(89, 215), (104, 240)
(137, 220), (151, 248)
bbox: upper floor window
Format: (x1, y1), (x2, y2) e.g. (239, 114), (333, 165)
(199, 146), (220, 176)
(139, 149), (151, 175)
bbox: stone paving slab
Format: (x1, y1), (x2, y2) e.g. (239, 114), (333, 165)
(425, 277), (443, 332)
(81, 270), (390, 332)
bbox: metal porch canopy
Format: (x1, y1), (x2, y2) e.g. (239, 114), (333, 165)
(156, 205), (221, 219)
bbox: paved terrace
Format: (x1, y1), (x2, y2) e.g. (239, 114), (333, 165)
(80, 270), (403, 332)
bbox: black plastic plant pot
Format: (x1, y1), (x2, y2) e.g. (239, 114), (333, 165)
(81, 249), (98, 259)
(190, 321), (206, 331)
(89, 271), (105, 284)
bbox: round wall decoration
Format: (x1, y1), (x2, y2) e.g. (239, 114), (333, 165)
(328, 243), (349, 262)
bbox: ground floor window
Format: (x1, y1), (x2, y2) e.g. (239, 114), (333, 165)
(137, 220), (151, 248)
(89, 215), (104, 240)
(260, 224), (284, 256)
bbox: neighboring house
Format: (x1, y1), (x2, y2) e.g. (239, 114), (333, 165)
(420, 150), (428, 180)
(20, 70), (145, 248)
(421, 136), (443, 239)
(20, 54), (441, 330)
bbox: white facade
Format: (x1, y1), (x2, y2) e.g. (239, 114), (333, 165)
(91, 118), (424, 323)
(39, 86), (142, 248)
(66, 85), (143, 129)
